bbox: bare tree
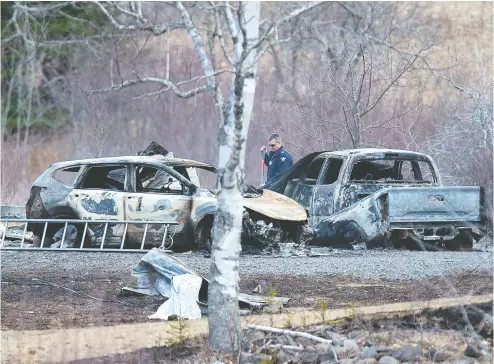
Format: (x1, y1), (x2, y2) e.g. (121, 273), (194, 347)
(400, 40), (494, 231)
(256, 2), (439, 154)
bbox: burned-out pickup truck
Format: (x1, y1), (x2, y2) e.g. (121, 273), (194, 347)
(264, 148), (486, 250)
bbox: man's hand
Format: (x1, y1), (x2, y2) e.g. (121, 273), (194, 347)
(260, 145), (267, 152)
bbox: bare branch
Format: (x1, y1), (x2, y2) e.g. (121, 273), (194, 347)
(361, 47), (426, 117)
(84, 77), (205, 99)
(109, 1), (146, 23)
(212, 3), (234, 65)
(14, 2), (74, 14)
(93, 1), (184, 35)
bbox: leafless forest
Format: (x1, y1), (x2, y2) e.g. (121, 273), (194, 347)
(2, 2), (493, 227)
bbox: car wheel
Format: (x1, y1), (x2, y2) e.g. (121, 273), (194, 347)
(195, 219), (213, 253)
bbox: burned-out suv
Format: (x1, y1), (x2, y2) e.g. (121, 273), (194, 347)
(26, 154), (307, 250)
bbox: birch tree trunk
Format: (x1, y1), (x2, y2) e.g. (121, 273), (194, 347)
(208, 1), (261, 354)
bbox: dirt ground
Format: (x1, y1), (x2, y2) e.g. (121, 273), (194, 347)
(66, 302), (493, 364)
(2, 268), (492, 331)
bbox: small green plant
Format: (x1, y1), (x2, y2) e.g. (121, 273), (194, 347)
(319, 299), (329, 323)
(283, 309), (296, 328)
(260, 350), (277, 364)
(164, 317), (190, 346)
(267, 286), (278, 305)
(266, 286), (278, 326)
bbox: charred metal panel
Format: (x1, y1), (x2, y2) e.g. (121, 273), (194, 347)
(154, 199), (173, 211)
(336, 183), (389, 212)
(243, 189), (307, 222)
(311, 185), (335, 220)
(70, 190), (124, 219)
(291, 184), (314, 212)
(387, 187), (482, 223)
(314, 190), (387, 244)
(125, 193), (192, 237)
(190, 194), (217, 228)
(80, 196), (118, 215)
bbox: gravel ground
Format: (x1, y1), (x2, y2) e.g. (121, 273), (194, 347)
(2, 249), (492, 331)
(2, 249), (492, 279)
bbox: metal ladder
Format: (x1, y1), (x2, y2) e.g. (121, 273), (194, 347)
(0, 218), (179, 252)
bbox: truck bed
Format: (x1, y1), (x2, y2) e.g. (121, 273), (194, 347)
(387, 186), (482, 223)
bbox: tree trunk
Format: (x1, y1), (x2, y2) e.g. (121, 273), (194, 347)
(208, 1), (261, 355)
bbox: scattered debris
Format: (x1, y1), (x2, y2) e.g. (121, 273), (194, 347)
(50, 224), (78, 248)
(148, 274), (203, 320)
(240, 302), (493, 364)
(1, 205), (26, 219)
(122, 248), (291, 320)
(0, 227), (33, 243)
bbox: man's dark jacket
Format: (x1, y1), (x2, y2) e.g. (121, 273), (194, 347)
(264, 145), (293, 183)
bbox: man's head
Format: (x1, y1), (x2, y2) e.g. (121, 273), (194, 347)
(267, 133), (282, 152)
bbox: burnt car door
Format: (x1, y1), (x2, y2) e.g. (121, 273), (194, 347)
(69, 163), (129, 242)
(124, 163), (194, 247)
(289, 156), (329, 217)
(70, 163), (129, 221)
(310, 157), (344, 226)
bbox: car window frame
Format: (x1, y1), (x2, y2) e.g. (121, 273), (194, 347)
(298, 156), (329, 186)
(50, 165), (83, 188)
(129, 162), (196, 196)
(344, 157), (437, 184)
(319, 157), (344, 186)
(75, 163), (131, 192)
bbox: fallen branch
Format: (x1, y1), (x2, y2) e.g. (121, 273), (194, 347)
(247, 324), (338, 361)
(267, 344), (305, 351)
(255, 339), (273, 353)
(247, 324), (332, 344)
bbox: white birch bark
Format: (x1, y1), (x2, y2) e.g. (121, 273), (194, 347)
(208, 1), (261, 354)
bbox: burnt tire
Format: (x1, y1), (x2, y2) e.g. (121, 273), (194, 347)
(447, 230), (474, 251)
(195, 219), (213, 253)
(365, 236), (394, 250)
(32, 222), (92, 248)
(401, 236), (443, 251)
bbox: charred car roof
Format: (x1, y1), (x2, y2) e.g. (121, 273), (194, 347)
(318, 148), (433, 160)
(49, 155), (217, 172)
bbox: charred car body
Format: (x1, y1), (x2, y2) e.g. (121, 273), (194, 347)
(265, 149), (486, 250)
(26, 154), (307, 251)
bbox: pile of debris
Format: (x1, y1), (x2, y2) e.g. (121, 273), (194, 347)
(239, 307), (493, 364)
(122, 248), (290, 320)
(242, 212), (315, 256)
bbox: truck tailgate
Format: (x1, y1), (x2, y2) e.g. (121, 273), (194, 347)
(387, 186), (482, 223)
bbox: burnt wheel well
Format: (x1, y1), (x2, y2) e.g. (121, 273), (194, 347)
(194, 214), (214, 251)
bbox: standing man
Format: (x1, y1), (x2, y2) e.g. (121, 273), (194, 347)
(260, 133), (293, 184)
